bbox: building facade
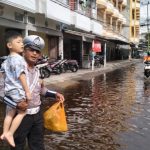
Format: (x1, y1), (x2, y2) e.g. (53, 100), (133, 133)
(129, 0), (140, 44)
(0, 0), (135, 67)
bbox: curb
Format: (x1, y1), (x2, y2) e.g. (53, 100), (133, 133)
(44, 59), (142, 86)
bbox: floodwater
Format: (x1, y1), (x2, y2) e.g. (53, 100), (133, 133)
(1, 61), (150, 150)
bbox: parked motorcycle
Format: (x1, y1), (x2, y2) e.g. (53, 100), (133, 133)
(48, 59), (63, 75)
(62, 59), (79, 72)
(94, 55), (104, 67)
(144, 61), (150, 78)
(36, 55), (50, 79)
(0, 56), (7, 69)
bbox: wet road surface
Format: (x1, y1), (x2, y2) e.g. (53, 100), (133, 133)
(1, 61), (150, 150)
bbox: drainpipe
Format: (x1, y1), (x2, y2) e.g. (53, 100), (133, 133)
(104, 42), (107, 67)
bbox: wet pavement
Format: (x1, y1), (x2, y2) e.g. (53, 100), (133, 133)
(44, 59), (141, 87)
(1, 59), (150, 150)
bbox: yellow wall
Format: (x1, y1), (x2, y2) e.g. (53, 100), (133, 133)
(129, 0), (140, 43)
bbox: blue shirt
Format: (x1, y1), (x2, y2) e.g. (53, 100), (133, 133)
(1, 53), (29, 102)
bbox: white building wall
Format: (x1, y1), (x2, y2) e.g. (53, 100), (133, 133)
(46, 0), (72, 25)
(73, 12), (91, 32)
(140, 4), (150, 34)
(0, 0), (36, 12)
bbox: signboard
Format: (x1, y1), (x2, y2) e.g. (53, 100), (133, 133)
(92, 40), (101, 52)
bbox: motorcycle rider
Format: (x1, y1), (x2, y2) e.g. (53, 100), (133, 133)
(144, 51), (150, 63)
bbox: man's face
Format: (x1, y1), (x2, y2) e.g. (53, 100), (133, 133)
(24, 47), (41, 65)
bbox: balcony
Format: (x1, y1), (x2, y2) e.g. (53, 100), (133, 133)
(72, 12), (91, 32)
(132, 1), (140, 10)
(97, 0), (107, 9)
(46, 0), (72, 25)
(112, 8), (119, 18)
(136, 2), (140, 9)
(122, 0), (127, 6)
(131, 20), (139, 26)
(106, 2), (114, 15)
(122, 18), (127, 24)
(118, 14), (124, 22)
(130, 37), (139, 43)
(91, 20), (103, 35)
(0, 0), (36, 12)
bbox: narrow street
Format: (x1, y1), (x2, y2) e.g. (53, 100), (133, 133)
(1, 59), (150, 150)
(44, 60), (150, 150)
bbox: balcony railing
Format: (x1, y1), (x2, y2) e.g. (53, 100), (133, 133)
(69, 1), (97, 19)
(97, 0), (107, 8)
(122, 0), (127, 6)
(106, 1), (114, 14)
(113, 8), (119, 18)
(51, 0), (69, 6)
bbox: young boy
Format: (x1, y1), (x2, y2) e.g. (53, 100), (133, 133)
(0, 30), (31, 147)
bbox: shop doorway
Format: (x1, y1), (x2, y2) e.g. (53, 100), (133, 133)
(48, 36), (59, 60)
(70, 39), (80, 62)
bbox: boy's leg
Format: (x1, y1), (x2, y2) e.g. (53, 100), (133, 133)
(5, 111), (26, 147)
(0, 106), (16, 140)
(10, 114), (34, 150)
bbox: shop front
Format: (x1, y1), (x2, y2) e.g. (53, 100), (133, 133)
(63, 32), (82, 67)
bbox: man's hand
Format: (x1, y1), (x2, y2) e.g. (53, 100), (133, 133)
(17, 100), (28, 111)
(56, 93), (64, 103)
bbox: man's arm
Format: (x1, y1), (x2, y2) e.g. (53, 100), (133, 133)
(45, 90), (64, 102)
(41, 80), (64, 102)
(3, 96), (28, 111)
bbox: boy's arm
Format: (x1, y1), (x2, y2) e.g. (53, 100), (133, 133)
(19, 73), (31, 100)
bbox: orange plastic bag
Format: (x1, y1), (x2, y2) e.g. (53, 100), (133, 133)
(43, 101), (68, 132)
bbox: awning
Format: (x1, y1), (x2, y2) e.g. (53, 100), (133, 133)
(64, 29), (95, 41)
(102, 35), (130, 45)
(27, 24), (62, 37)
(64, 29), (130, 45)
(108, 38), (130, 45)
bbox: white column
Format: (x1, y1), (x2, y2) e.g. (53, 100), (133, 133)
(24, 11), (28, 37)
(59, 36), (64, 59)
(104, 42), (107, 68)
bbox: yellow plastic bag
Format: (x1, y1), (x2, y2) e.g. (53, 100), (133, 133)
(43, 101), (68, 132)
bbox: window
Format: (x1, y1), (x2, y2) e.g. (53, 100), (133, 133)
(131, 27), (134, 37)
(28, 16), (35, 24)
(15, 12), (24, 22)
(132, 10), (135, 19)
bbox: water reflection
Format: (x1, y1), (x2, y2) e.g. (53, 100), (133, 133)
(44, 65), (140, 150)
(0, 62), (148, 150)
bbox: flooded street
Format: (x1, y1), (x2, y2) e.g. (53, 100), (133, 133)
(1, 61), (150, 150)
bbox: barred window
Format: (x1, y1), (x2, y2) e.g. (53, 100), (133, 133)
(15, 12), (24, 22)
(28, 16), (35, 24)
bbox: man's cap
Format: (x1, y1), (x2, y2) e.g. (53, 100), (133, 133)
(23, 35), (45, 51)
